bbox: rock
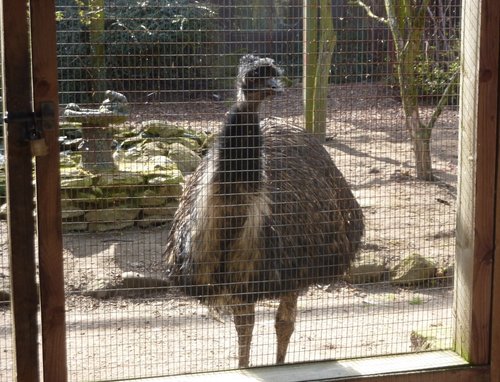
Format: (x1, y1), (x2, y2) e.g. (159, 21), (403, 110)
(60, 166), (90, 178)
(121, 271), (170, 289)
(61, 201), (85, 219)
(137, 216), (171, 228)
(96, 171), (144, 186)
(155, 184), (183, 198)
(391, 253), (437, 286)
(60, 152), (81, 167)
(60, 175), (94, 188)
(60, 121), (83, 137)
(138, 189), (166, 207)
(142, 201), (179, 217)
(166, 136), (199, 151)
(116, 154), (179, 177)
(348, 254), (387, 284)
(436, 264), (454, 286)
(102, 190), (129, 200)
(410, 326), (452, 351)
(85, 207), (139, 223)
(62, 222), (88, 232)
(119, 136), (145, 150)
(140, 141), (168, 157)
(141, 120), (185, 138)
(60, 137), (83, 151)
(167, 143), (201, 174)
(139, 201), (178, 227)
(72, 190), (99, 204)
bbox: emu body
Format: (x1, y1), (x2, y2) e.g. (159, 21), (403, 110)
(165, 55), (364, 367)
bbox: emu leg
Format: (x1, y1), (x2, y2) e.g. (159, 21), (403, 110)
(275, 291), (299, 364)
(233, 303), (255, 368)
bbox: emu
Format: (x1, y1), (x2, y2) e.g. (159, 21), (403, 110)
(165, 55), (364, 368)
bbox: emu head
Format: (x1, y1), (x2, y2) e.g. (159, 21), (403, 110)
(236, 54), (284, 103)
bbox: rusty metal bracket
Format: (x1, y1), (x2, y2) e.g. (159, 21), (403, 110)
(4, 101), (55, 130)
(4, 101), (54, 156)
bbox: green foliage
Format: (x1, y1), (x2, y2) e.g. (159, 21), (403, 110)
(414, 53), (460, 105)
(56, 0), (217, 103)
(74, 0), (105, 26)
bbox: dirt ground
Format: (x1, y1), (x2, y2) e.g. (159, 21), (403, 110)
(0, 82), (458, 381)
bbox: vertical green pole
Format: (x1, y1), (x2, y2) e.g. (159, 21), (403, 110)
(304, 0), (336, 140)
(303, 0), (318, 133)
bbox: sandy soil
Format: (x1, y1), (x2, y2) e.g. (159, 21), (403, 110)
(0, 82), (458, 381)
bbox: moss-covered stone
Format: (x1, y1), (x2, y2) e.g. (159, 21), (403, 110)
(410, 326), (452, 351)
(119, 136), (146, 150)
(165, 136), (200, 151)
(85, 207), (139, 223)
(116, 154), (179, 177)
(96, 172), (144, 186)
(141, 120), (186, 138)
(348, 254), (388, 284)
(60, 176), (94, 188)
(138, 189), (166, 207)
(391, 253), (437, 286)
(60, 152), (81, 168)
(62, 221), (88, 232)
(140, 140), (168, 156)
(142, 201), (179, 217)
(166, 143), (201, 174)
(61, 201), (85, 219)
(55, 119), (195, 232)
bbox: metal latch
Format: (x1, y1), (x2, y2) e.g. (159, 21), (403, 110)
(4, 101), (55, 157)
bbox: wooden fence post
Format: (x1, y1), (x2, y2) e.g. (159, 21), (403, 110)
(30, 0), (68, 380)
(0, 0), (40, 380)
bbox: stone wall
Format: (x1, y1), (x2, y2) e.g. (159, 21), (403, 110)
(0, 120), (208, 232)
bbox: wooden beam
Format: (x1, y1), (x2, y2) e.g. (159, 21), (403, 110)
(139, 352), (487, 382)
(489, 1), (500, 381)
(455, 0), (498, 365)
(0, 0), (40, 381)
(29, 0), (68, 381)
(339, 367), (489, 382)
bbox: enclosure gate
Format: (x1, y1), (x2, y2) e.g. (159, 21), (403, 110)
(1, 0), (500, 381)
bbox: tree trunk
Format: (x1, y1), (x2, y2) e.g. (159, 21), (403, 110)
(89, 0), (106, 102)
(406, 114), (433, 181)
(386, 0), (433, 180)
(303, 0), (336, 141)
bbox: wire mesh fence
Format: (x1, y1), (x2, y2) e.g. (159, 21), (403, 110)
(1, 0), (461, 380)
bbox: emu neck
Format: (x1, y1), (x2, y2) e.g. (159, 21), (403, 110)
(217, 100), (263, 191)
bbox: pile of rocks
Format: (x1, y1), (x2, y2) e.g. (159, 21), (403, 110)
(0, 119), (209, 232)
(59, 120), (208, 232)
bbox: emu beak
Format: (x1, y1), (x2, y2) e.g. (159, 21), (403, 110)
(267, 78), (284, 95)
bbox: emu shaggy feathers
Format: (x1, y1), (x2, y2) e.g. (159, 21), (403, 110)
(165, 115), (363, 304)
(164, 55), (364, 367)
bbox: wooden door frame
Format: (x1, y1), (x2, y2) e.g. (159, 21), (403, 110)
(1, 0), (499, 381)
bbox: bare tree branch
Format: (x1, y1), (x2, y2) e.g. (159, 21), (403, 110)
(352, 0), (387, 24)
(427, 68), (459, 131)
